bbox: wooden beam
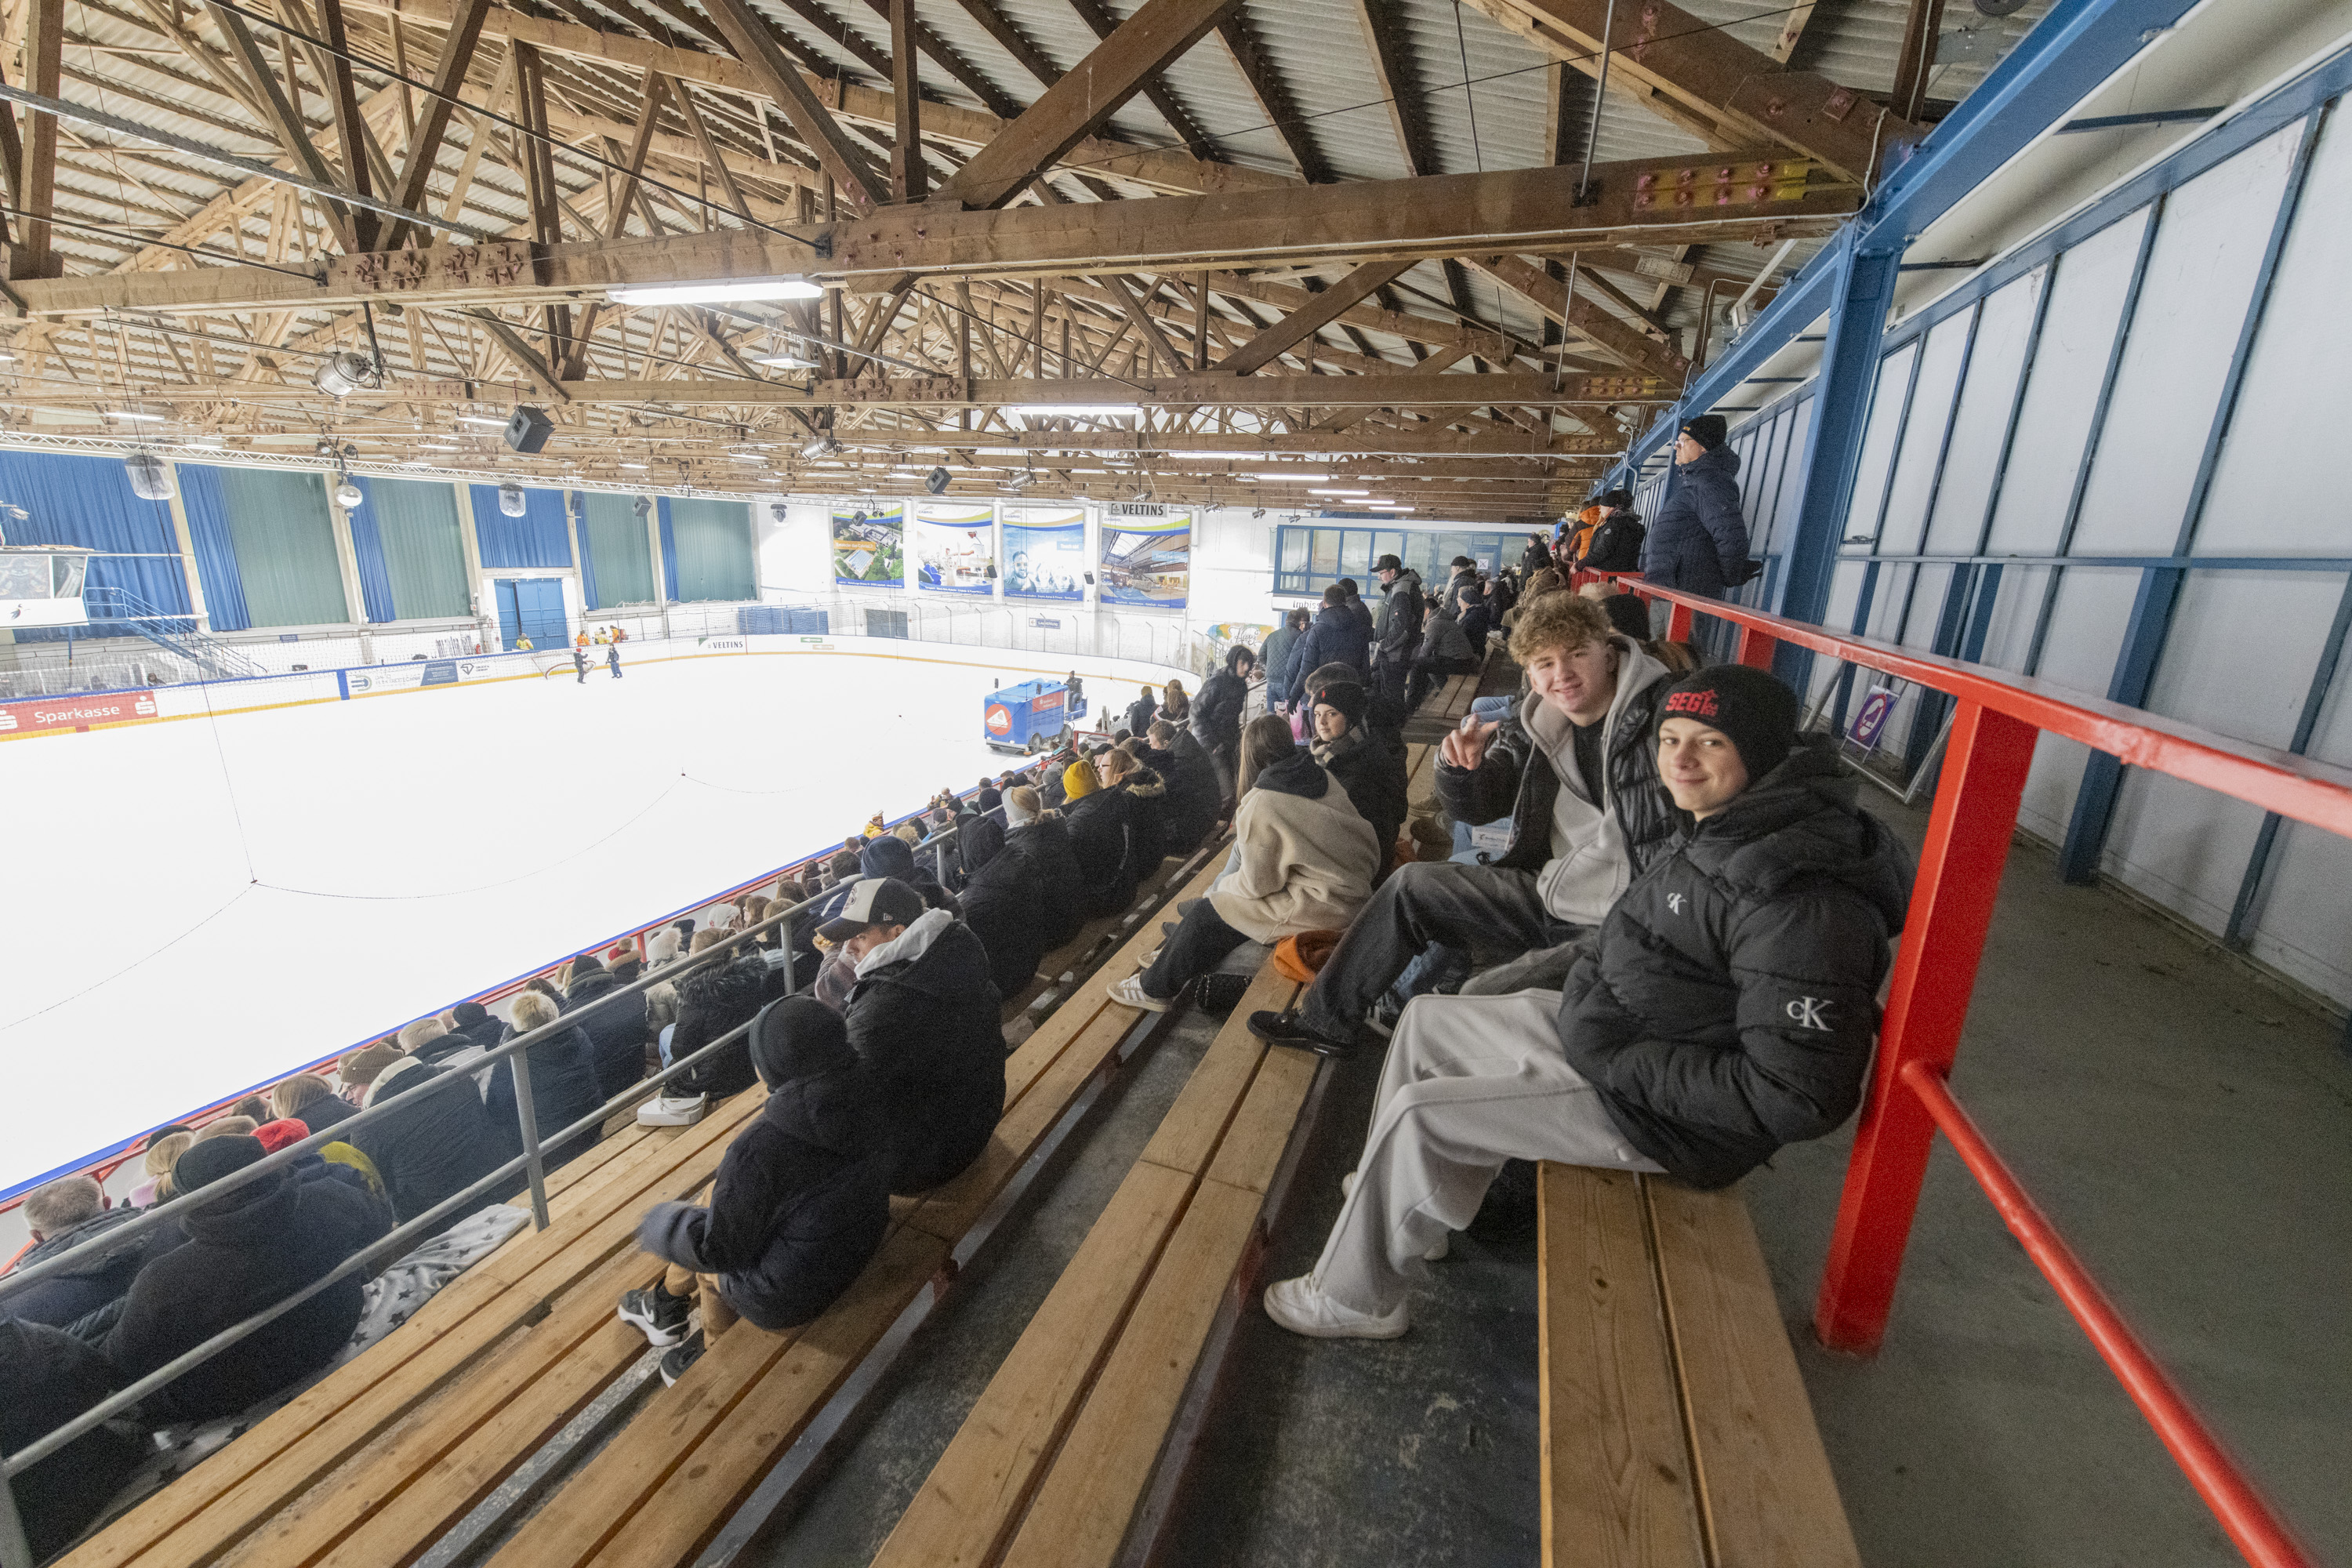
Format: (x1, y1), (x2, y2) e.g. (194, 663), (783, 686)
(853, 0), (1024, 122)
(1065, 0), (1223, 163)
(953, 0), (1065, 89)
(1097, 273), (1187, 374)
(1356, 0), (1438, 178)
(604, 69), (670, 237)
(315, 0), (379, 250)
(381, 0), (496, 250)
(1889, 0), (1947, 125)
(666, 77), (751, 220)
(889, 0), (924, 201)
(8, 0), (61, 277)
(464, 310), (571, 399)
(203, 0), (359, 250)
(1214, 5), (1330, 183)
(1218, 259), (1412, 376)
(938, 0), (1236, 211)
(1462, 0), (1924, 183)
(1770, 0), (1820, 64)
(700, 0), (888, 208)
(1469, 253), (1687, 383)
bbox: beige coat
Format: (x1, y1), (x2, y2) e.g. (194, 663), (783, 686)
(1209, 762), (1382, 942)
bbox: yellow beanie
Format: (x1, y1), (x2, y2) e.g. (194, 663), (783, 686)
(1062, 758), (1102, 800)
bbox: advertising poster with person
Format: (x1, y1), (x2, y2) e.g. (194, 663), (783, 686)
(831, 503), (904, 586)
(915, 504), (996, 593)
(1000, 506), (1087, 601)
(1098, 506), (1189, 607)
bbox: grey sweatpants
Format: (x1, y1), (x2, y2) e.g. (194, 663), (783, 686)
(1309, 989), (1661, 1315)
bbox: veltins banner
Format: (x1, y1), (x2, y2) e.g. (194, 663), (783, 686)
(915, 504), (996, 595)
(1098, 506), (1189, 608)
(832, 503), (905, 586)
(1001, 507), (1086, 601)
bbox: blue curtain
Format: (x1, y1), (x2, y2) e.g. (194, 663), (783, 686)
(665, 498), (756, 601)
(173, 464), (253, 633)
(472, 482), (572, 568)
(349, 477), (467, 620)
(572, 495), (600, 612)
(0, 449), (192, 641)
(343, 493), (397, 622)
(657, 498), (679, 604)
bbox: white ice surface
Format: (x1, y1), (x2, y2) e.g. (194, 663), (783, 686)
(0, 649), (1092, 1196)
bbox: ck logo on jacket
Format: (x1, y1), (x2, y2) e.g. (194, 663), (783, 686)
(1784, 996), (1834, 1031)
(1667, 892), (1687, 913)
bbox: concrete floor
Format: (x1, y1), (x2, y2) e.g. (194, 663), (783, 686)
(746, 801), (2352, 1568)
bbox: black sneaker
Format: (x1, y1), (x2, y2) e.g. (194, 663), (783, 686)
(617, 1283), (692, 1347)
(1366, 1000), (1402, 1039)
(1246, 1010), (1356, 1056)
(659, 1330), (706, 1387)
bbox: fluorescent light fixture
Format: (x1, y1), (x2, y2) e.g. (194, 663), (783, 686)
(1367, 501), (1414, 510)
(1005, 404), (1145, 419)
(0, 352), (17, 361)
(606, 277), (822, 306)
(455, 415), (508, 428)
(750, 353), (819, 370)
(619, 462), (649, 470)
(1308, 488), (1368, 496)
(105, 410), (165, 422)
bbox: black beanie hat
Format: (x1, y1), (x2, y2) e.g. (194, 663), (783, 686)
(1657, 666), (1800, 782)
(1599, 594), (1652, 644)
(1312, 681), (1368, 725)
(173, 1134), (267, 1195)
(1680, 413), (1728, 452)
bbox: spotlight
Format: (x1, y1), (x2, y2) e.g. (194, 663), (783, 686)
(332, 474), (364, 509)
(123, 452), (173, 500)
(924, 466), (949, 495)
(769, 503), (789, 523)
(802, 433), (839, 460)
(314, 350), (379, 398)
(498, 482), (526, 517)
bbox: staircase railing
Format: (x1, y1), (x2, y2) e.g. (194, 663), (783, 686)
(81, 586), (267, 680)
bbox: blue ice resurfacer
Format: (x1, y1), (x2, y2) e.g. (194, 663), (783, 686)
(984, 677), (1089, 753)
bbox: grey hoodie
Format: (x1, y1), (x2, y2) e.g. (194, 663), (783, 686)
(1525, 638), (1671, 926)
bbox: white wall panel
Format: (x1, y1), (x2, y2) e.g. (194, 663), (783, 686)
(2099, 571), (2343, 933)
(1983, 209), (2151, 555)
(1761, 399), (1813, 558)
(1863, 562), (1916, 641)
(1878, 314), (1973, 557)
(2198, 109), (2352, 556)
(1923, 272), (2044, 554)
(1844, 342), (1918, 544)
(1978, 564), (2053, 673)
(2068, 123), (2300, 556)
(2016, 567), (2138, 837)
(2249, 637), (2352, 1004)
(1809, 559), (1871, 709)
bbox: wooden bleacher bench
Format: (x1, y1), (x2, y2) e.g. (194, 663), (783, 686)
(462, 848), (1232, 1568)
(869, 956), (1321, 1568)
(1537, 1163), (1860, 1568)
(67, 842), (1221, 1568)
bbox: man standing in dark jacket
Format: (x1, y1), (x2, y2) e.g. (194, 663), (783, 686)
(1264, 666), (1912, 1338)
(107, 1135), (390, 1418)
(827, 880), (1005, 1194)
(1581, 489), (1645, 573)
(1251, 594), (1675, 1054)
(1641, 415), (1748, 599)
(1281, 586), (1370, 699)
(1261, 608), (1309, 713)
(5, 1178), (180, 1328)
(1192, 644), (1257, 808)
(619, 996), (892, 1383)
(1367, 554), (1425, 728)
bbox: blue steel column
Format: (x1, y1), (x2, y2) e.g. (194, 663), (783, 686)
(1769, 234), (1904, 694)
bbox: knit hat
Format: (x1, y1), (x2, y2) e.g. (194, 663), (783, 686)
(1599, 593), (1652, 644)
(1311, 681), (1367, 725)
(1600, 488), (1633, 507)
(1063, 758), (1102, 800)
(815, 877), (927, 944)
(173, 1133), (266, 1194)
(252, 1119), (310, 1154)
(1679, 413), (1727, 452)
(339, 1041), (404, 1091)
(452, 1001), (490, 1029)
(1657, 666), (1799, 781)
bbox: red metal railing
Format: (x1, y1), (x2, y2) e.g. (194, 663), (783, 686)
(1579, 569), (2335, 1568)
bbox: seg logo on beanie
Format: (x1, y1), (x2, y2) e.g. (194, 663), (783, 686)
(1663, 688), (1720, 718)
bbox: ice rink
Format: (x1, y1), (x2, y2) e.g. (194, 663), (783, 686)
(0, 644), (1150, 1197)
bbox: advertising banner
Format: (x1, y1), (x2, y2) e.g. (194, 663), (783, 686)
(1098, 506), (1190, 608)
(0, 689), (158, 737)
(1001, 507), (1087, 601)
(832, 503), (904, 586)
(915, 505), (996, 594)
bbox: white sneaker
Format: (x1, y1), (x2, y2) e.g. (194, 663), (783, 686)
(1262, 1275), (1408, 1340)
(1339, 1172), (1444, 1259)
(1108, 972), (1170, 1013)
(637, 1094), (707, 1127)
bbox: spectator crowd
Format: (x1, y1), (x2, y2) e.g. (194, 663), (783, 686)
(3, 424), (1907, 1557)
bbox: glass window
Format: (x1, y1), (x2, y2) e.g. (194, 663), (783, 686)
(1338, 531), (1372, 578)
(52, 553), (86, 599)
(1271, 524), (1537, 601)
(0, 555), (50, 599)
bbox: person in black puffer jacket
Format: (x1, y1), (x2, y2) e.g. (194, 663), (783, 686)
(1250, 594), (1677, 1054)
(5, 1178), (183, 1329)
(485, 990), (605, 1170)
(1191, 643), (1258, 808)
(666, 953), (769, 1102)
(620, 996), (892, 1357)
(1581, 489), (1645, 574)
(1001, 785), (1086, 948)
(1060, 755), (1137, 916)
(1152, 720), (1222, 851)
(1280, 587), (1370, 701)
(1262, 667), (1912, 1338)
(1642, 416), (1748, 599)
(958, 814), (1047, 998)
(105, 1135), (390, 1421)
(0, 1319), (145, 1559)
(343, 1047), (504, 1232)
(957, 806), (1007, 877)
(1103, 750), (1169, 871)
(1298, 672), (1407, 885)
(562, 956), (651, 1103)
(827, 880), (1006, 1194)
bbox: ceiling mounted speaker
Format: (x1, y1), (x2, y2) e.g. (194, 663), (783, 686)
(924, 466), (949, 495)
(769, 503), (789, 523)
(632, 495), (652, 519)
(498, 482), (527, 517)
(124, 452), (172, 500)
(504, 405), (554, 454)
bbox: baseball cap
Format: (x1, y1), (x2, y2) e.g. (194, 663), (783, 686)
(815, 877), (926, 944)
